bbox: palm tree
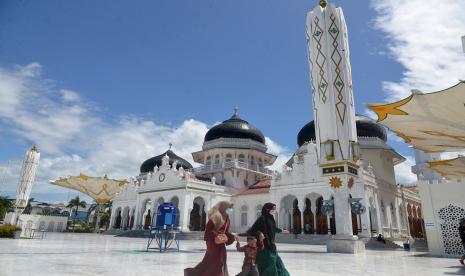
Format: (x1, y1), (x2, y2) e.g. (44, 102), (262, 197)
(67, 196), (87, 230)
(86, 200), (113, 231)
(86, 202), (98, 221)
(0, 196), (14, 220)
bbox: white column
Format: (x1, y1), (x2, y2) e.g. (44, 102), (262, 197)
(298, 196), (305, 233)
(333, 187), (353, 236)
(374, 193), (383, 235)
(178, 193), (190, 232)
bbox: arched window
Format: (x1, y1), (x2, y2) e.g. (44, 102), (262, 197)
(206, 156), (212, 166)
(225, 153), (232, 162)
(250, 156), (255, 166)
(241, 205), (248, 227)
(214, 154), (220, 165)
(238, 154), (245, 163)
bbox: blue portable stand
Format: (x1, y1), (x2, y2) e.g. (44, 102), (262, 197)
(146, 203), (180, 252)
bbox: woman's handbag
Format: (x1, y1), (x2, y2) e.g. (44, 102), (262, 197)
(214, 219), (230, 244)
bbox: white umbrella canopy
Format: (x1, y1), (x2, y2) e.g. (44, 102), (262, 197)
(368, 81), (465, 153)
(49, 174), (127, 203)
(428, 156), (465, 180)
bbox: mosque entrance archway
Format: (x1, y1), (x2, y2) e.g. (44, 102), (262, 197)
(190, 196), (206, 231)
(369, 197), (378, 234)
(292, 199), (302, 234)
(352, 212), (359, 235)
(170, 196), (180, 227)
(122, 207), (130, 230)
(144, 210), (152, 229)
(315, 197), (328, 234)
(140, 199), (153, 230)
(114, 208), (122, 229)
(129, 208), (135, 230)
(349, 194), (359, 235)
(303, 198), (314, 234)
(280, 195), (298, 232)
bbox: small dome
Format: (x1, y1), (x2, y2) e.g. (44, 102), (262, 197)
(140, 150), (193, 173)
(297, 115), (387, 147)
(204, 112), (265, 144)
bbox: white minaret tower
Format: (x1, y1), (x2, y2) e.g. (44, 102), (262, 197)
(306, 0), (364, 253)
(15, 145), (40, 214)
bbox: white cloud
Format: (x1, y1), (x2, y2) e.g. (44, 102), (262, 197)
(265, 137), (292, 171)
(371, 0), (465, 101)
(394, 155), (417, 185)
(60, 89), (81, 102)
(0, 63), (289, 203)
(0, 64), (100, 154)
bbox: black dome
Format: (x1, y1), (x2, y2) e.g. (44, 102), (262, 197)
(140, 150), (193, 173)
(297, 115), (387, 147)
(204, 113), (266, 144)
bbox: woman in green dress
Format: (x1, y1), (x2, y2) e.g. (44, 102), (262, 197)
(247, 203), (290, 276)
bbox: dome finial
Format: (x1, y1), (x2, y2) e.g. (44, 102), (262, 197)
(233, 106), (239, 116)
(319, 0), (328, 8)
(169, 142), (173, 150)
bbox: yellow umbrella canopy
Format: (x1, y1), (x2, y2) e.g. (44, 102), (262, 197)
(49, 174), (127, 203)
(428, 156), (465, 180)
(368, 81), (465, 153)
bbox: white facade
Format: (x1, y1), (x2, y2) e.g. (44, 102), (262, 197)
(4, 213), (67, 237)
(271, 137), (421, 239)
(110, 129), (421, 238)
(418, 180), (465, 257)
(111, 158), (234, 232)
(413, 150), (465, 257)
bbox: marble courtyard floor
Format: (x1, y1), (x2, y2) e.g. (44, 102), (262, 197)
(0, 233), (462, 276)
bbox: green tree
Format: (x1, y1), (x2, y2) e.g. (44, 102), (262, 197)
(0, 196), (14, 220)
(87, 200), (113, 230)
(86, 202), (98, 221)
(38, 209), (51, 216)
(66, 196), (87, 230)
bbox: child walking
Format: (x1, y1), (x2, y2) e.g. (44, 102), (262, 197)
(235, 234), (264, 276)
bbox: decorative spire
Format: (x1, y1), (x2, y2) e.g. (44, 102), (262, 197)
(169, 142), (173, 150)
(31, 145), (39, 152)
(319, 0), (327, 8)
(233, 106), (239, 116)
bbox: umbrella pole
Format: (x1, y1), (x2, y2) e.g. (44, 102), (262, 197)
(94, 204), (102, 233)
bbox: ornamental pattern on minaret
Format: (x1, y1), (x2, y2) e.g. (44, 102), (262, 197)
(306, 0), (358, 162)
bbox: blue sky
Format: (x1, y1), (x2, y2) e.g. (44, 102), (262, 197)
(1, 0), (464, 203)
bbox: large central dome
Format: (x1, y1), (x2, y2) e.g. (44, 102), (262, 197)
(297, 115), (387, 147)
(204, 112), (266, 144)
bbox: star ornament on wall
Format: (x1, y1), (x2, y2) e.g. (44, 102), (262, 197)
(329, 177), (342, 189)
(348, 177), (354, 189)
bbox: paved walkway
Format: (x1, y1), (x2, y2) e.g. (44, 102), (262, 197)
(0, 233), (462, 276)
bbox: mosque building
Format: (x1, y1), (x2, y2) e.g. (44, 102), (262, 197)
(110, 0), (424, 242)
(110, 111), (423, 239)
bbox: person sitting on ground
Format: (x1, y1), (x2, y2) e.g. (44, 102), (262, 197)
(235, 235), (264, 276)
(458, 218), (465, 265)
(377, 233), (386, 244)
